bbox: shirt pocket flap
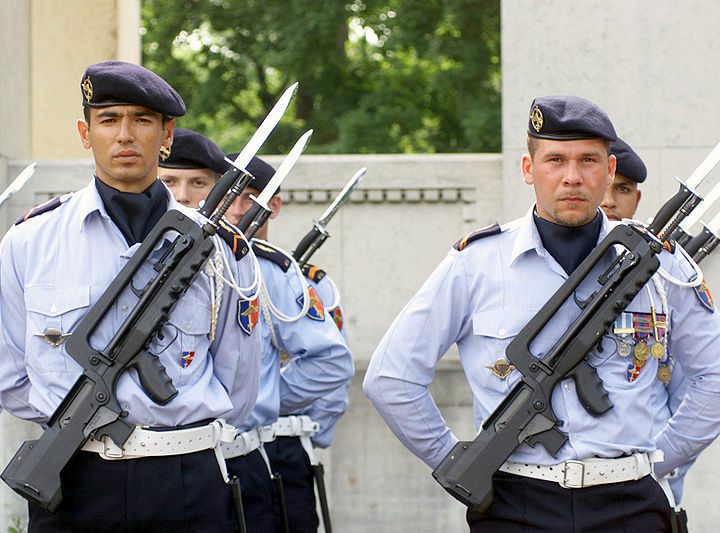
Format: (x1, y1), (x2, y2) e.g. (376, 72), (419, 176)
(472, 309), (537, 339)
(26, 286), (90, 317)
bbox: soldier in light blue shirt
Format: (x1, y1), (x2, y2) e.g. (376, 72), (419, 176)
(365, 95), (720, 532)
(222, 156), (354, 532)
(0, 61), (261, 532)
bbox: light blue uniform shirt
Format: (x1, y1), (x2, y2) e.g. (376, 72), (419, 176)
(364, 208), (720, 477)
(234, 241), (354, 431)
(302, 273), (351, 448)
(0, 180), (261, 427)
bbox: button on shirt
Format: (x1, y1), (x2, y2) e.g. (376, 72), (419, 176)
(232, 243), (353, 431)
(302, 273), (351, 448)
(0, 180), (261, 427)
(364, 207), (720, 478)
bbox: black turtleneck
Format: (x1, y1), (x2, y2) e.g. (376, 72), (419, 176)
(95, 177), (168, 245)
(533, 210), (602, 275)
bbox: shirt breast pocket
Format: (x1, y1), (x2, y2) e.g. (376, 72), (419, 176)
(25, 286), (90, 372)
(150, 296), (212, 387)
(469, 309), (537, 394)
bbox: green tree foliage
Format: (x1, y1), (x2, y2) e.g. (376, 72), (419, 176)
(141, 0), (500, 154)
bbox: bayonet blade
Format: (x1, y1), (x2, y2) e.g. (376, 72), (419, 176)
(0, 162), (36, 208)
(687, 139), (720, 189)
(317, 167), (366, 228)
(254, 130), (313, 208)
(227, 82), (298, 172)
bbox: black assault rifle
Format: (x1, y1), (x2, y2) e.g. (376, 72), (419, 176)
(432, 145), (720, 512)
(0, 152), (260, 512)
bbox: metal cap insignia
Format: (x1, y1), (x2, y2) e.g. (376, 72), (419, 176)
(82, 76), (93, 103)
(531, 105), (543, 132)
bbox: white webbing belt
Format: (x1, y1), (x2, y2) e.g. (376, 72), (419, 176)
(270, 415), (320, 466)
(81, 419), (236, 482)
(221, 428), (263, 459)
(499, 451), (663, 489)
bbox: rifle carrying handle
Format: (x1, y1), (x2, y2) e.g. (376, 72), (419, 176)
(567, 361), (613, 416)
(129, 351), (178, 405)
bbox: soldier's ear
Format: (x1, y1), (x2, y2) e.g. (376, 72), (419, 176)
(522, 153), (534, 185)
(268, 195), (282, 220)
(77, 119), (91, 150)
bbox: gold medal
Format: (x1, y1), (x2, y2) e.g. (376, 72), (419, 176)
(634, 341), (650, 361)
(651, 342), (665, 359)
(633, 356), (647, 369)
(657, 366), (672, 383)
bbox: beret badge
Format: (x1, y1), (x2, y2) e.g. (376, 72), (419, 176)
(531, 105), (543, 133)
(82, 76), (93, 103)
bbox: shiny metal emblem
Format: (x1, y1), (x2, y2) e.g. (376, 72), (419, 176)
(82, 76), (93, 103)
(617, 341), (632, 357)
(487, 358), (515, 379)
(657, 365), (672, 383)
(42, 327), (68, 347)
(159, 144), (171, 161)
(651, 342), (665, 359)
(634, 341), (650, 361)
(633, 356), (647, 369)
(531, 106), (543, 132)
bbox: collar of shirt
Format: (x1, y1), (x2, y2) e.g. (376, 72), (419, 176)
(509, 206), (612, 268)
(73, 178), (183, 253)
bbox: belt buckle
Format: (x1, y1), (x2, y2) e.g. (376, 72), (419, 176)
(560, 460), (585, 489)
(101, 436), (125, 459)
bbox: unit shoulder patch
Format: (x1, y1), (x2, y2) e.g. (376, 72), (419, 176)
(252, 240), (292, 272)
(693, 277), (715, 313)
(15, 194), (71, 225)
(216, 220), (250, 260)
(453, 223), (502, 251)
(301, 263), (326, 283)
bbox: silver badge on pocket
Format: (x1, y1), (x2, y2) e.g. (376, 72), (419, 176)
(41, 327), (69, 347)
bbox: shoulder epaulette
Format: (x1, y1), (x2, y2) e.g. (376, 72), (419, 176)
(216, 220), (250, 260)
(453, 223), (502, 251)
(301, 263), (326, 283)
(663, 239), (676, 254)
(252, 241), (292, 272)
(15, 194), (70, 225)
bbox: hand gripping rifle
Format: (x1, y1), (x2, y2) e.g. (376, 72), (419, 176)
(292, 167), (366, 267)
(1, 83), (299, 512)
(432, 141), (720, 512)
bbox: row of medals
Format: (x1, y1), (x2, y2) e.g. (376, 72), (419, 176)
(614, 310), (672, 383)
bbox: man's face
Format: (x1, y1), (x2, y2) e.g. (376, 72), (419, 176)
(77, 105), (173, 193)
(225, 186), (282, 240)
(158, 168), (218, 208)
(600, 173), (641, 221)
(522, 138), (616, 227)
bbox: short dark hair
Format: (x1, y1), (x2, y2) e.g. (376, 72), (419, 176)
(526, 134), (611, 159)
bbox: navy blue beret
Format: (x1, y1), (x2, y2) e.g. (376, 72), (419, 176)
(80, 61), (186, 117)
(528, 95), (616, 142)
(226, 154), (278, 194)
(159, 128), (226, 174)
(611, 137), (647, 183)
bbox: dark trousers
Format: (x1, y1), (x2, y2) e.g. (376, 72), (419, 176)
(227, 449), (280, 533)
(266, 436), (319, 533)
(28, 450), (235, 533)
(467, 471), (673, 532)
